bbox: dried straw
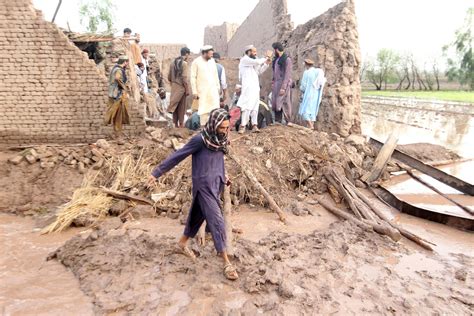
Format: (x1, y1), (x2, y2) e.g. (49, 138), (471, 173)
(42, 175), (113, 234)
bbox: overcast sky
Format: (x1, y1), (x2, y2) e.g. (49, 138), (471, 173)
(33, 0), (471, 64)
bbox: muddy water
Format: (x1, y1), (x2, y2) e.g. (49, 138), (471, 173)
(0, 205), (473, 314)
(361, 97), (474, 157)
(0, 214), (94, 315)
(362, 97), (474, 218)
(385, 161), (474, 218)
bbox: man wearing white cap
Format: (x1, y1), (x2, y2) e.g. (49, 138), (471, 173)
(237, 45), (272, 133)
(190, 45), (221, 126)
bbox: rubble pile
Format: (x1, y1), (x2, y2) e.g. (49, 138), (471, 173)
(7, 125), (405, 229)
(6, 125), (461, 230)
(8, 140), (115, 174)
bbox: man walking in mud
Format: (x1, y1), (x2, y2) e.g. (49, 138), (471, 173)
(148, 108), (238, 281)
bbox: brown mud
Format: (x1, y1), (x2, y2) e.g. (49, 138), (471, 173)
(48, 211), (473, 315)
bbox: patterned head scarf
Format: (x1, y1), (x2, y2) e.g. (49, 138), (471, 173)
(201, 108), (230, 153)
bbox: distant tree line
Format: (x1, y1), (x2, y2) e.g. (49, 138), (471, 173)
(361, 8), (473, 91)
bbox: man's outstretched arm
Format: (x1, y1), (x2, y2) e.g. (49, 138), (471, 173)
(150, 136), (202, 179)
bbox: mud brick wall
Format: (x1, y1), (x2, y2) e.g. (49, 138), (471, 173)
(0, 0), (144, 145)
(284, 0), (361, 136)
(204, 22), (239, 56)
(141, 43), (186, 73)
(227, 0), (292, 58)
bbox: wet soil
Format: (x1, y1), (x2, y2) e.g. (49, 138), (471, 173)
(45, 203), (473, 315)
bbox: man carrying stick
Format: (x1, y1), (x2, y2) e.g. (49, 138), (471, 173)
(147, 108), (238, 280)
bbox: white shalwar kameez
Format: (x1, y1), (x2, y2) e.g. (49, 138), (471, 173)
(190, 56), (220, 121)
(237, 55), (269, 127)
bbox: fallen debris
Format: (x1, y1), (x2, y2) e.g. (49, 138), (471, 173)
(228, 151), (287, 223)
(361, 131), (399, 183)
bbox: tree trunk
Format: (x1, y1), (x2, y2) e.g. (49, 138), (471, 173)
(396, 75), (406, 90)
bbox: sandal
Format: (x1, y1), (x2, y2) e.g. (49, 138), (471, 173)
(238, 127), (245, 134)
(252, 125), (260, 133)
(176, 244), (197, 262)
(224, 263), (239, 280)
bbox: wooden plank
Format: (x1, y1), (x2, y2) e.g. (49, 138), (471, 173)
(369, 138), (474, 195)
(100, 187), (154, 205)
(405, 169), (474, 216)
(361, 131), (399, 183)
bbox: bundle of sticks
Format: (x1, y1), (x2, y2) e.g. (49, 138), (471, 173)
(318, 165), (435, 251)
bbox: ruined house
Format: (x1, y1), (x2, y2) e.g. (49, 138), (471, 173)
(0, 0), (144, 145)
(205, 0), (361, 137)
(204, 22), (239, 56)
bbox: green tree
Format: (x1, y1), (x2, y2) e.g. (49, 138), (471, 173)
(443, 8), (473, 90)
(79, 0), (115, 34)
(366, 49), (400, 90)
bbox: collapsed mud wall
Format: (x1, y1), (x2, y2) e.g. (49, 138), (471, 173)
(211, 0), (361, 136)
(204, 22), (239, 56)
(226, 0), (293, 57)
(284, 0), (361, 136)
(140, 43), (185, 71)
(0, 0), (144, 145)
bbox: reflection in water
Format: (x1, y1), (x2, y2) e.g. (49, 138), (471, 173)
(362, 99), (474, 157)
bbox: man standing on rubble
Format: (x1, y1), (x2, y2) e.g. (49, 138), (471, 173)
(213, 52), (227, 103)
(298, 58), (326, 129)
(130, 33), (142, 65)
(105, 55), (130, 142)
(148, 108), (238, 281)
(271, 42), (293, 124)
(168, 47), (191, 128)
(190, 45), (220, 126)
(237, 45), (272, 134)
(140, 48), (150, 93)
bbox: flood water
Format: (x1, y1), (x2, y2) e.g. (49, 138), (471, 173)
(361, 97), (474, 157)
(362, 97), (474, 219)
(0, 214), (94, 315)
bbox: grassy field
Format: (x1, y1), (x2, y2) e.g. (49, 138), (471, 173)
(362, 90), (474, 103)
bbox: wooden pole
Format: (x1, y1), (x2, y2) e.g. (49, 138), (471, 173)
(348, 182), (435, 251)
(100, 186), (154, 205)
(223, 185), (234, 255)
(228, 152), (287, 223)
(316, 197), (401, 241)
(406, 169), (474, 216)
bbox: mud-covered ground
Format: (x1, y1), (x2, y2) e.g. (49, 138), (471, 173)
(48, 211), (473, 315)
(1, 126), (472, 315)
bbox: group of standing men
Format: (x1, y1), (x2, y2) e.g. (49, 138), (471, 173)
(166, 41), (300, 133)
(105, 29), (326, 138)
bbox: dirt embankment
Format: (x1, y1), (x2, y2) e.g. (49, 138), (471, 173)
(49, 219), (473, 315)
